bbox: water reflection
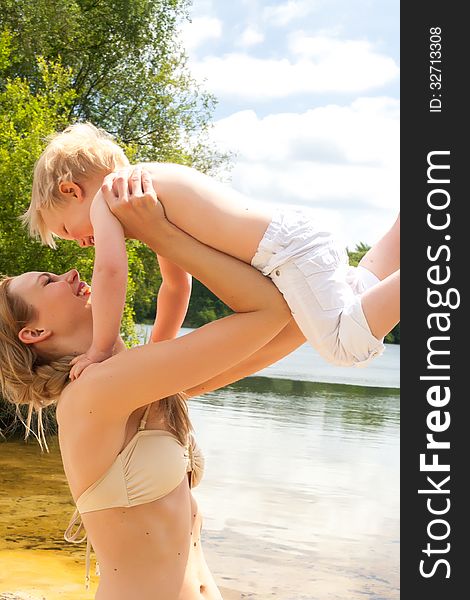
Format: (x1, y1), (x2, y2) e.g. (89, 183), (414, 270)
(188, 378), (399, 598)
(200, 376), (399, 431)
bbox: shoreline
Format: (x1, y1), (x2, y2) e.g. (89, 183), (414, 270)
(0, 591), (247, 600)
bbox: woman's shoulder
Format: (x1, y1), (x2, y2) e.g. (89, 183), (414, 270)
(55, 377), (86, 429)
(56, 363), (112, 425)
(56, 366), (130, 466)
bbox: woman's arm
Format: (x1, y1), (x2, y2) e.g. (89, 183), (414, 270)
(185, 319), (305, 398)
(75, 171), (290, 420)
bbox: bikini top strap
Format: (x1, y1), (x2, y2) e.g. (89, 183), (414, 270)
(138, 404), (152, 431)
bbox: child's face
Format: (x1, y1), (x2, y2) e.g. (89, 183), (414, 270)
(43, 198), (94, 247)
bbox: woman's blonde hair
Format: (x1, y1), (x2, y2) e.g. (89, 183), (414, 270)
(22, 122), (130, 248)
(0, 276), (192, 451)
(0, 276), (71, 450)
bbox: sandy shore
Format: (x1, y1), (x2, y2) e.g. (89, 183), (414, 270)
(0, 591), (247, 600)
(0, 588), (249, 600)
(219, 589), (257, 600)
(0, 594), (247, 600)
(0, 589), (248, 600)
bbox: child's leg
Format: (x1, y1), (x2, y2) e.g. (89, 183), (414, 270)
(251, 209), (398, 367)
(358, 214), (400, 280)
(360, 269), (400, 339)
(355, 214), (400, 339)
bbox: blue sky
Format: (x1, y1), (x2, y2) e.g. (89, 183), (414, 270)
(181, 0), (400, 247)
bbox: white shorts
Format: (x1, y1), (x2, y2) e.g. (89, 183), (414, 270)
(251, 210), (385, 367)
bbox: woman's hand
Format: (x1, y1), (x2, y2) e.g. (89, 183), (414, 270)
(101, 167), (168, 246)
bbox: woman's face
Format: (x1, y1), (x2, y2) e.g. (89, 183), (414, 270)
(8, 269), (93, 358)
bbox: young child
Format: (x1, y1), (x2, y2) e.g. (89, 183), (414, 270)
(24, 122), (400, 378)
(23, 123), (192, 379)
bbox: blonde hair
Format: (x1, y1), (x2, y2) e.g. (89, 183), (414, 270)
(0, 276), (71, 450)
(22, 122), (130, 248)
(0, 276), (192, 450)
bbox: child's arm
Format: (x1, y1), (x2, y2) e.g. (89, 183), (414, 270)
(69, 193), (128, 380)
(151, 255), (192, 342)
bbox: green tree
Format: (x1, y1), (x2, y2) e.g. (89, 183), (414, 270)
(1, 0), (229, 338)
(0, 32), (138, 335)
(0, 2), (232, 432)
(184, 279), (231, 327)
(0, 0), (225, 172)
(347, 242), (370, 267)
(0, 30), (75, 273)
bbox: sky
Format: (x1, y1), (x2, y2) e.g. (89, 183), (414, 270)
(180, 0), (399, 248)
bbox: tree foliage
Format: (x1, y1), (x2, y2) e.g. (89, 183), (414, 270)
(0, 1), (228, 344)
(0, 0), (224, 171)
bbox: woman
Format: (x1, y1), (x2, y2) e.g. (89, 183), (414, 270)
(1, 185), (398, 598)
(0, 195), (297, 599)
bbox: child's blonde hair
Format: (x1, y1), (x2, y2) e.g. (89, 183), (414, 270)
(23, 122), (130, 247)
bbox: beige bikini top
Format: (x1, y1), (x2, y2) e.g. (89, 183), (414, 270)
(64, 404), (204, 587)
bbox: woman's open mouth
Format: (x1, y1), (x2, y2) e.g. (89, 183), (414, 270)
(77, 281), (91, 297)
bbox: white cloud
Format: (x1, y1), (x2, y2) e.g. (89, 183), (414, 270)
(210, 98), (399, 246)
(181, 16), (222, 52)
(263, 1), (318, 27)
(189, 36), (399, 99)
(187, 1), (215, 18)
(237, 26), (265, 48)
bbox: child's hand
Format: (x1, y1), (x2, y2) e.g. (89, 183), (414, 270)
(69, 348), (113, 380)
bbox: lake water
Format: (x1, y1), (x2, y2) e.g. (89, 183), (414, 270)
(0, 329), (399, 599)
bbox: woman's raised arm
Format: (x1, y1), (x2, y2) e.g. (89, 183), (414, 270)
(185, 319), (306, 398)
(75, 171), (291, 419)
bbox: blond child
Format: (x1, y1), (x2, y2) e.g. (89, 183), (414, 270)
(23, 124), (191, 379)
(24, 122), (400, 378)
